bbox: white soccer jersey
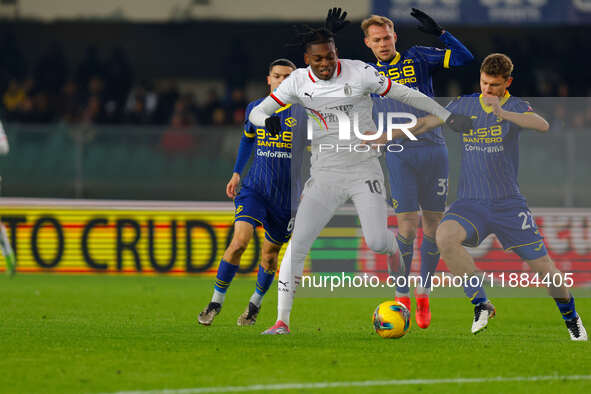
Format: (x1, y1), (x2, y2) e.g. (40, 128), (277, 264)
(269, 59), (393, 172)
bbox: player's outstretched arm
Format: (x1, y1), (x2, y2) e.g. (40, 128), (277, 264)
(385, 81), (451, 121)
(249, 96), (281, 127)
(363, 115), (443, 146)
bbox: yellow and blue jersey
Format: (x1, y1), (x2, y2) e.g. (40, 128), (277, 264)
(446, 91), (535, 200)
(234, 98), (305, 212)
(370, 31), (473, 146)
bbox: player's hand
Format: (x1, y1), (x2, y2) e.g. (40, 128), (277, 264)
(445, 114), (473, 134)
(482, 96), (504, 118)
(226, 173), (241, 199)
(410, 8), (443, 36)
(265, 115), (282, 136)
(325, 7), (350, 33)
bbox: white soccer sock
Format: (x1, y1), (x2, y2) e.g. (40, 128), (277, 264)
(211, 289), (226, 305)
(250, 292), (264, 308)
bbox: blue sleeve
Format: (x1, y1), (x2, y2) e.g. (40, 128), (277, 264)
(445, 96), (463, 114)
(233, 102), (256, 174)
(409, 31), (473, 71)
(512, 99), (535, 114)
(233, 134), (255, 174)
(439, 31), (474, 67)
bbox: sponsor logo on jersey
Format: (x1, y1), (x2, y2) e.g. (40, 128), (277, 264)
(344, 83), (352, 96)
(284, 117), (297, 127)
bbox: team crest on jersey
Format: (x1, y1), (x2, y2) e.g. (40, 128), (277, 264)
(284, 117), (297, 127)
(391, 199), (399, 209)
(235, 205), (244, 215)
(344, 83), (352, 96)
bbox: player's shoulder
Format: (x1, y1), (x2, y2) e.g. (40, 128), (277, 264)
(450, 92), (479, 103)
(507, 94), (534, 112)
(341, 59), (374, 71)
(405, 45), (436, 58)
(246, 97), (265, 112)
(285, 67), (308, 80)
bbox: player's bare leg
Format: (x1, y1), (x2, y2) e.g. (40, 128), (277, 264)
(526, 255), (587, 341)
(436, 220), (495, 334)
(238, 239), (281, 326)
(392, 211), (418, 312)
(199, 221), (254, 326)
(414, 210), (443, 328)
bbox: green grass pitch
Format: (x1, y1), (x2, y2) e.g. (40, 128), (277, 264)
(1, 274), (589, 393)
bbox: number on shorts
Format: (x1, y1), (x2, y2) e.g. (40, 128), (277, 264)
(286, 218), (295, 232)
(518, 211), (535, 230)
(436, 178), (448, 196)
(365, 180), (382, 194)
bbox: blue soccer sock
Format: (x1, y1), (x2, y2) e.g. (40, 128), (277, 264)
(249, 264), (276, 307)
(212, 259), (239, 305)
(396, 234), (414, 294)
(463, 275), (488, 305)
(555, 294), (578, 321)
(419, 235), (440, 292)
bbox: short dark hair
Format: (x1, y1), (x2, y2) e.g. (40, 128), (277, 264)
(269, 58), (296, 73)
(481, 53), (514, 79)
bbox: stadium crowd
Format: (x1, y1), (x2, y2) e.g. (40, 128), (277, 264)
(0, 36), (590, 130)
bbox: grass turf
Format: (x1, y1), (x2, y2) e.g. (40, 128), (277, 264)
(0, 274), (589, 393)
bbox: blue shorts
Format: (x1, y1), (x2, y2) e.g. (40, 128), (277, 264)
(234, 186), (293, 245)
(441, 197), (547, 260)
(386, 143), (448, 213)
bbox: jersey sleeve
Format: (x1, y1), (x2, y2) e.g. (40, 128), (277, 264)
(360, 63), (392, 96)
(243, 102), (257, 138)
(270, 74), (299, 107)
(407, 46), (450, 71)
(512, 99), (535, 114)
(445, 96), (464, 114)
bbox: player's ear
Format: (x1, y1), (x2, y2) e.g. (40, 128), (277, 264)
(304, 52), (310, 65)
(363, 36), (371, 48)
(267, 75), (272, 87)
(506, 77), (514, 89)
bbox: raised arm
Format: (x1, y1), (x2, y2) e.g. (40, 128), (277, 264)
(439, 31), (474, 67)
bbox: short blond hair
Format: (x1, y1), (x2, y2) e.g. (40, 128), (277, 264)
(361, 15), (394, 36)
(481, 53), (514, 79)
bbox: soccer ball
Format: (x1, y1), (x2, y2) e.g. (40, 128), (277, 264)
(372, 300), (410, 339)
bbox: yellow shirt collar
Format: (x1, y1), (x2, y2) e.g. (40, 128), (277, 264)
(479, 91), (511, 113)
(376, 52), (401, 67)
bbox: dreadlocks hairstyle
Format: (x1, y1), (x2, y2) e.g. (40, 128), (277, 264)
(289, 25), (335, 51)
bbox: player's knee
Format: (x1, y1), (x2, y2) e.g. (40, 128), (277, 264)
(366, 235), (389, 254)
(435, 223), (462, 253)
(261, 254), (278, 272)
(227, 235), (250, 257)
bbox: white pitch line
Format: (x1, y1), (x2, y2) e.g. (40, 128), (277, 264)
(107, 375), (591, 394)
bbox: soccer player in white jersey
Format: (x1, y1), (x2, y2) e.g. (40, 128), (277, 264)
(248, 24), (472, 334)
(0, 120), (16, 276)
